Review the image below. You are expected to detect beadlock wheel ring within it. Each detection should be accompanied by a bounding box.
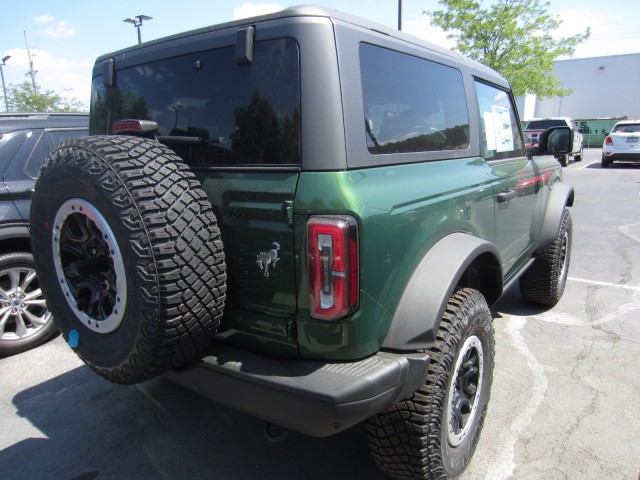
[445,334,484,447]
[558,229,570,289]
[52,198,127,334]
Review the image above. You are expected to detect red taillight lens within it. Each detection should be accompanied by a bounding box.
[308,216,358,320]
[605,136,613,146]
[111,119,159,135]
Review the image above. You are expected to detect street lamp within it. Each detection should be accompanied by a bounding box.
[123,15,153,45]
[1,55,10,112]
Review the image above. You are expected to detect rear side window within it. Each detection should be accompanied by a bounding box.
[91,38,300,166]
[360,44,469,155]
[24,129,88,179]
[475,81,524,161]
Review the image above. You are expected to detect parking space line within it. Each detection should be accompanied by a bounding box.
[568,276,640,292]
[578,161,598,170]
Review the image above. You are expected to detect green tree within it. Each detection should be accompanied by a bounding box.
[426,0,590,98]
[6,81,87,112]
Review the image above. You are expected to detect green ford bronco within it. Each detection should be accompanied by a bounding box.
[30,6,574,479]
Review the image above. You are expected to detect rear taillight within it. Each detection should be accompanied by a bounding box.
[604,136,613,146]
[111,119,159,136]
[308,216,358,320]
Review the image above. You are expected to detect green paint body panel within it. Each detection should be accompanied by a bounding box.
[194,153,561,360]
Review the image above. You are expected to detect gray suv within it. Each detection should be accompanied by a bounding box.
[0,112,88,355]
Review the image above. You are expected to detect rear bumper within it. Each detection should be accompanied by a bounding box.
[602,151,640,161]
[165,343,430,437]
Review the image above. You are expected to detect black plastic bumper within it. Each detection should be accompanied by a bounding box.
[165,343,430,437]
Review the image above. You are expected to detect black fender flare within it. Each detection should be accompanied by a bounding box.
[382,233,502,351]
[534,183,574,253]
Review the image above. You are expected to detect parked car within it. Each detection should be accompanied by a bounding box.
[0,112,88,355]
[29,7,575,480]
[601,120,640,168]
[524,117,583,166]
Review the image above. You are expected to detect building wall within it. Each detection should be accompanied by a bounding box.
[531,53,640,120]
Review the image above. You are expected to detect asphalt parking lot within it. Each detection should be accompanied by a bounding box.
[1,148,639,480]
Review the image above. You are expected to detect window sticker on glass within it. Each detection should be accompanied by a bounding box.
[483,112,497,151]
[491,105,514,152]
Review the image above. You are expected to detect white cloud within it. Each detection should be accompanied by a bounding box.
[553,8,640,58]
[3,47,90,106]
[403,14,456,51]
[233,2,283,20]
[42,20,75,38]
[34,14,55,24]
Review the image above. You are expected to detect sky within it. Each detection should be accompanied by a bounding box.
[1,0,639,110]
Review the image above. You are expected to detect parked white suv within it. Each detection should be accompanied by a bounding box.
[601,120,640,168]
[524,117,583,166]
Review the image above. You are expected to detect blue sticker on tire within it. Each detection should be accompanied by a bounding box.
[68,329,79,348]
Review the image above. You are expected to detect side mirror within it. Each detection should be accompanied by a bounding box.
[538,126,574,155]
[528,126,574,158]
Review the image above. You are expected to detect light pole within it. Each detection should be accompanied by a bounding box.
[123,15,153,45]
[0,55,10,112]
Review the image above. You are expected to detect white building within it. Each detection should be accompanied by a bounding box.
[521,53,640,121]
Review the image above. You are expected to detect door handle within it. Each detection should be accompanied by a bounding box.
[497,190,516,203]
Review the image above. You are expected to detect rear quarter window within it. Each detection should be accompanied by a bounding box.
[359,43,469,155]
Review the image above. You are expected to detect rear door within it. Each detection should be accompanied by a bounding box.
[92,37,302,356]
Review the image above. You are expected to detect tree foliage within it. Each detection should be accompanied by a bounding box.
[5,82,87,112]
[426,0,590,98]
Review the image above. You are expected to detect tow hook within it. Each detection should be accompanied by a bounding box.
[264,422,289,442]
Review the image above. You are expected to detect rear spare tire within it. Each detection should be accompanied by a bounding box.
[31,135,226,384]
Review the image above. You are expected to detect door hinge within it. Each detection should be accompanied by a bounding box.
[283,200,294,226]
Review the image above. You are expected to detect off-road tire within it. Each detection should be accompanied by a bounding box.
[0,252,57,356]
[519,208,572,307]
[367,288,494,480]
[574,146,583,162]
[556,154,568,167]
[31,135,226,384]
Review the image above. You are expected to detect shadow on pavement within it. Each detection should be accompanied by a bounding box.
[4,362,387,480]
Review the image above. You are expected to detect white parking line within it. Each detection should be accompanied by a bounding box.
[568,276,640,292]
[488,317,548,480]
[578,161,598,170]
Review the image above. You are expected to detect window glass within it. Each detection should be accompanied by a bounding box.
[0,130,31,166]
[90,39,300,166]
[612,123,640,133]
[525,119,565,130]
[24,129,87,178]
[359,43,469,155]
[475,81,524,160]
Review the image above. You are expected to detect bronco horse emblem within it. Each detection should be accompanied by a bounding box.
[256,242,280,277]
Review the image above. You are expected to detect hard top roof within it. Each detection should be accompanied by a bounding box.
[95,4,507,86]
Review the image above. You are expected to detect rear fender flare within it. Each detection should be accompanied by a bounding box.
[382,233,502,351]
